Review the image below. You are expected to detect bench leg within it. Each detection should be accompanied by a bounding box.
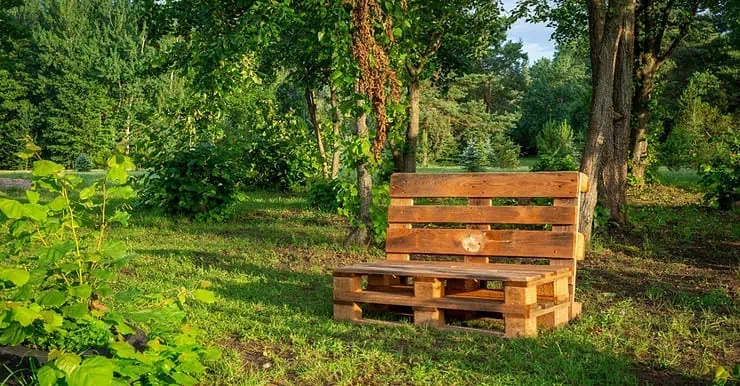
[414,277,444,327]
[550,259,578,320]
[538,277,570,328]
[504,285,537,337]
[333,276,362,322]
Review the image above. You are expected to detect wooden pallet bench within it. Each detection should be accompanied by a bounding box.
[333,172,589,337]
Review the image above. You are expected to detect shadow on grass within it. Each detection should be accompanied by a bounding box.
[133,247,706,385]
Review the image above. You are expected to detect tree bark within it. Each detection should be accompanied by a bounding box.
[305,87,329,178]
[401,77,421,172]
[421,127,429,167]
[329,83,342,179]
[630,60,656,182]
[600,4,635,224]
[347,94,373,246]
[579,0,630,240]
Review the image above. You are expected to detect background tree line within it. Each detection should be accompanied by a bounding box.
[1,0,737,243]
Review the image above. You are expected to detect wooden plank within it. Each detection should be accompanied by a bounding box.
[386,228,576,259]
[465,198,491,265]
[388,205,577,225]
[334,290,529,315]
[390,172,581,198]
[387,198,413,261]
[333,261,568,282]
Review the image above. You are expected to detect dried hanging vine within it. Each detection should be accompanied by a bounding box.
[346,0,402,160]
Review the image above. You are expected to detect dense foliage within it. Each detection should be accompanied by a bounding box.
[0,146,218,384]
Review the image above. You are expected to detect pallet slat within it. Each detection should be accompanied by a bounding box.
[388,205,577,225]
[390,172,584,198]
[386,228,576,259]
[333,261,569,282]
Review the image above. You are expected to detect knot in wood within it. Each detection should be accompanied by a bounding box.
[461,233,485,253]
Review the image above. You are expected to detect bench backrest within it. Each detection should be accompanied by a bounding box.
[386,172,589,262]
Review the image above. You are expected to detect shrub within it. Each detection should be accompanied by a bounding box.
[532,119,579,172]
[74,153,93,171]
[489,131,520,169]
[140,142,244,221]
[699,131,739,210]
[307,178,344,212]
[460,139,490,172]
[0,144,219,385]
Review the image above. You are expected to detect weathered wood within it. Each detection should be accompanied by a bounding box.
[334,261,569,282]
[552,195,581,317]
[538,277,570,328]
[390,172,581,198]
[388,205,577,225]
[387,198,414,261]
[504,286,537,337]
[333,276,363,321]
[386,228,577,259]
[465,198,492,265]
[414,277,444,327]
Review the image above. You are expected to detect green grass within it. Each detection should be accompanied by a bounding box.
[1,167,737,384]
[107,188,738,384]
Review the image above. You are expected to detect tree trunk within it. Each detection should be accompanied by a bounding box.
[421,127,429,167]
[347,95,373,246]
[600,6,635,224]
[580,0,630,240]
[305,87,329,178]
[401,77,420,173]
[330,83,342,179]
[630,63,655,182]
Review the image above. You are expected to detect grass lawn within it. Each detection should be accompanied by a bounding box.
[114,189,737,385]
[1,168,738,384]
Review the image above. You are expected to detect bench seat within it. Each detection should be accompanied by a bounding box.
[334,261,570,284]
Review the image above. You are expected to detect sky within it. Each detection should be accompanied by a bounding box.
[502,0,556,62]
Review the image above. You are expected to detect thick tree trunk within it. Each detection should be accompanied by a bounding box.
[630,64,655,182]
[401,78,421,172]
[330,83,342,179]
[580,0,630,240]
[305,87,329,178]
[600,7,635,224]
[347,97,373,246]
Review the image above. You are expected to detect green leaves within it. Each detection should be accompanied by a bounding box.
[192,289,216,304]
[12,304,42,326]
[0,268,30,286]
[33,160,64,177]
[26,190,40,204]
[0,198,25,218]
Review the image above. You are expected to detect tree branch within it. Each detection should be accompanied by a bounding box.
[657,0,701,65]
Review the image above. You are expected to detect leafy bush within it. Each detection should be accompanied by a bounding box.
[141,142,244,221]
[460,139,490,172]
[74,153,93,172]
[307,178,344,212]
[532,119,579,172]
[699,131,739,210]
[0,144,219,385]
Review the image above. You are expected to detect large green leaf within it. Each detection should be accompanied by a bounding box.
[79,184,98,201]
[23,203,48,221]
[48,195,67,212]
[26,190,40,204]
[69,284,92,299]
[0,198,25,219]
[54,353,82,376]
[67,356,114,386]
[36,365,60,386]
[11,305,41,326]
[0,323,27,345]
[106,167,127,184]
[61,303,89,319]
[0,268,30,286]
[33,160,64,177]
[192,289,216,304]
